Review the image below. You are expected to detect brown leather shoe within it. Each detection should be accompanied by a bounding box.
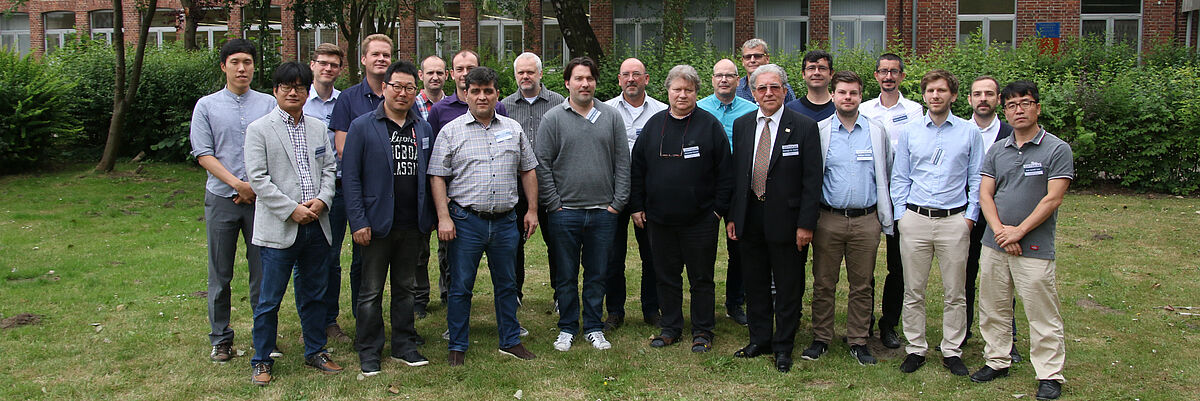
[251,363,272,386]
[211,341,233,362]
[304,352,343,374]
[326,324,352,343]
[499,344,537,360]
[448,350,465,366]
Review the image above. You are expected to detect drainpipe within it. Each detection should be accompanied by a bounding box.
[912,0,919,53]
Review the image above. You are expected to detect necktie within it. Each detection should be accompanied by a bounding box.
[752,117,772,199]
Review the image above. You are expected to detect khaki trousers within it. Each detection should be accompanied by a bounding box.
[811,210,880,346]
[979,246,1066,382]
[898,210,970,357]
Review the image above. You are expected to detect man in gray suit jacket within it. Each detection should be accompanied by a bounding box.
[243,62,341,386]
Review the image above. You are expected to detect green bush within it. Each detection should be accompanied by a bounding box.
[0,51,80,173]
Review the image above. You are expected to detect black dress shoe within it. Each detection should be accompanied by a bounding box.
[899,353,926,373]
[734,343,771,358]
[942,356,969,376]
[880,326,902,349]
[970,365,1010,383]
[1036,380,1061,400]
[726,305,748,326]
[773,352,793,373]
[604,313,624,331]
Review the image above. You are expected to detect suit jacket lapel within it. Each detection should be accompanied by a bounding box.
[768,113,795,174]
[271,113,300,172]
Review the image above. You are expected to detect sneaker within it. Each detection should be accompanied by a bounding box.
[391,350,430,367]
[603,313,624,331]
[442,329,450,340]
[304,352,343,374]
[552,300,559,315]
[269,345,283,359]
[360,369,381,377]
[326,324,352,343]
[850,344,877,365]
[726,305,748,326]
[499,343,538,360]
[942,356,969,376]
[585,331,612,350]
[899,353,926,373]
[970,365,1010,383]
[800,341,828,361]
[250,362,272,386]
[210,341,233,362]
[518,326,530,337]
[553,331,574,352]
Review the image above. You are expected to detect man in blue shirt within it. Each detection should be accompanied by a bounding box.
[785,50,835,122]
[734,38,796,105]
[891,69,985,376]
[695,58,756,326]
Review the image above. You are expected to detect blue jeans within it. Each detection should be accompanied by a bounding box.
[546,208,618,335]
[252,223,330,364]
[446,202,521,352]
[315,185,346,328]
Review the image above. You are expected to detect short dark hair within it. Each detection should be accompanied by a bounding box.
[920,69,959,95]
[272,61,313,88]
[220,39,257,65]
[971,75,1001,92]
[563,57,600,82]
[385,60,420,83]
[1000,80,1040,104]
[463,66,499,90]
[802,49,833,70]
[876,53,904,72]
[831,70,863,92]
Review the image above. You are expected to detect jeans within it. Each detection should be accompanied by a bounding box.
[446,202,522,352]
[355,228,422,369]
[545,208,618,335]
[252,223,330,364]
[315,185,347,328]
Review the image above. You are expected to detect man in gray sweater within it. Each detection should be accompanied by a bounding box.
[536,56,630,352]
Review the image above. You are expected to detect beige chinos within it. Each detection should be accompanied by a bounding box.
[979,246,1066,381]
[898,210,970,358]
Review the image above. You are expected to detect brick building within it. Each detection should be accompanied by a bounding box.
[2,0,1197,64]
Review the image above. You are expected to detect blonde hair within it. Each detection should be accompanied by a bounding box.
[360,34,393,53]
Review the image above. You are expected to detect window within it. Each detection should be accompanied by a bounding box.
[241,5,282,51]
[957,0,1015,48]
[479,14,522,61]
[417,1,461,59]
[542,0,568,67]
[613,0,662,56]
[90,10,114,43]
[195,8,231,50]
[830,0,885,55]
[297,24,338,62]
[149,9,180,47]
[756,0,808,55]
[1,12,31,56]
[43,11,75,54]
[1081,0,1141,51]
[686,1,735,53]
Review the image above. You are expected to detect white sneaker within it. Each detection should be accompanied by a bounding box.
[553,331,574,351]
[585,331,612,350]
[519,326,530,337]
[442,329,450,340]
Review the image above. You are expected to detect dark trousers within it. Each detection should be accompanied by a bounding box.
[878,232,905,331]
[542,207,561,303]
[204,191,262,346]
[648,215,718,338]
[319,185,347,328]
[739,199,806,355]
[252,223,329,363]
[724,218,745,310]
[605,210,659,319]
[355,228,422,370]
[513,192,531,301]
[967,221,1020,340]
[413,231,432,308]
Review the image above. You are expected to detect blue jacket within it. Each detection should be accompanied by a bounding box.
[342,103,436,237]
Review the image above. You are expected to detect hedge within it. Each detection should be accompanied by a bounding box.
[0,51,79,173]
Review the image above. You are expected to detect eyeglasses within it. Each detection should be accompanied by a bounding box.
[755,84,783,93]
[619,71,644,79]
[383,81,419,94]
[741,53,767,61]
[313,60,341,69]
[276,84,308,94]
[803,65,830,72]
[875,69,902,76]
[712,73,738,80]
[1003,100,1038,111]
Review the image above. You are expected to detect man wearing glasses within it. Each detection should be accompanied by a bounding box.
[696,58,757,326]
[734,39,796,105]
[785,50,835,122]
[342,61,436,375]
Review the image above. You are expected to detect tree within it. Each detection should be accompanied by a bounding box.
[545,0,604,63]
[180,0,199,50]
[95,0,160,172]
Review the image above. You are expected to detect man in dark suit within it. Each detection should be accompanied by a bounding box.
[726,63,822,373]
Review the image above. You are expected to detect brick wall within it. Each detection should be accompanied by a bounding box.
[1015,0,1080,49]
[397,10,417,61]
[460,0,478,51]
[809,0,829,46]
[887,0,912,51]
[590,0,612,51]
[915,0,956,54]
[734,0,754,51]
[1143,0,1179,49]
[526,0,542,54]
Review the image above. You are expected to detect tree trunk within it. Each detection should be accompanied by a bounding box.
[96,0,160,172]
[181,0,199,51]
[548,0,604,63]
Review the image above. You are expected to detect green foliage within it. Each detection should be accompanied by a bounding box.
[0,51,80,173]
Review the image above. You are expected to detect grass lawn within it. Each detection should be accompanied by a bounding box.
[1,162,1198,400]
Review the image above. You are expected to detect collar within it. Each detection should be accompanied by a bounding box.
[222,87,252,101]
[562,100,601,123]
[372,102,418,127]
[756,107,781,122]
[870,91,909,109]
[1004,128,1047,148]
[923,112,957,128]
[448,92,466,105]
[525,83,553,101]
[831,113,867,132]
[669,109,694,120]
[307,84,340,103]
[355,79,383,98]
[466,111,498,129]
[277,107,303,127]
[975,115,999,132]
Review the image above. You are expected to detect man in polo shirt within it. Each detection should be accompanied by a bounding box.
[970,80,1072,401]
[891,69,985,376]
[734,38,796,105]
[785,50,835,122]
[859,52,924,350]
[303,42,352,344]
[502,52,566,307]
[537,56,629,352]
[696,58,757,326]
[190,39,276,362]
[415,55,447,120]
[430,66,540,366]
[602,57,665,331]
[328,33,394,321]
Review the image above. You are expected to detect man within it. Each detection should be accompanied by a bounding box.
[429,66,540,366]
[726,64,821,373]
[785,50,835,122]
[970,80,1072,401]
[501,52,566,307]
[303,42,352,344]
[342,61,436,375]
[696,59,757,326]
[190,39,275,362]
[859,53,925,350]
[805,71,893,366]
[602,57,665,330]
[328,33,394,321]
[537,56,629,352]
[630,65,733,353]
[243,61,341,385]
[415,55,447,120]
[735,38,796,105]
[891,69,984,376]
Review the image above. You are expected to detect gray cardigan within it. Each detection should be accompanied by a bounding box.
[817,116,895,235]
[534,101,630,212]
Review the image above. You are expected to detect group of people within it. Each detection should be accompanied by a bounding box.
[190,34,1073,400]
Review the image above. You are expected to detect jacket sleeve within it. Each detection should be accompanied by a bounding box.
[628,120,649,214]
[796,118,823,231]
[609,111,631,212]
[342,117,371,233]
[534,112,562,211]
[712,119,734,217]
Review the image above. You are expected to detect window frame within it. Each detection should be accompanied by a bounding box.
[0,12,32,57]
[42,11,76,54]
[478,15,524,61]
[754,0,809,55]
[1080,13,1143,52]
[416,20,462,59]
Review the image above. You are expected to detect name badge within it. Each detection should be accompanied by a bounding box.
[683,146,700,159]
[782,143,800,157]
[931,148,944,165]
[421,137,430,149]
[635,128,643,139]
[1023,161,1044,176]
[855,149,873,161]
[315,146,326,156]
[495,130,513,142]
[892,114,908,123]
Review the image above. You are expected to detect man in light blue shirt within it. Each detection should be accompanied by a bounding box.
[891,69,984,377]
[695,58,756,326]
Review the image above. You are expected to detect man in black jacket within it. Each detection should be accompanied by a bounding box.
[725,64,822,373]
